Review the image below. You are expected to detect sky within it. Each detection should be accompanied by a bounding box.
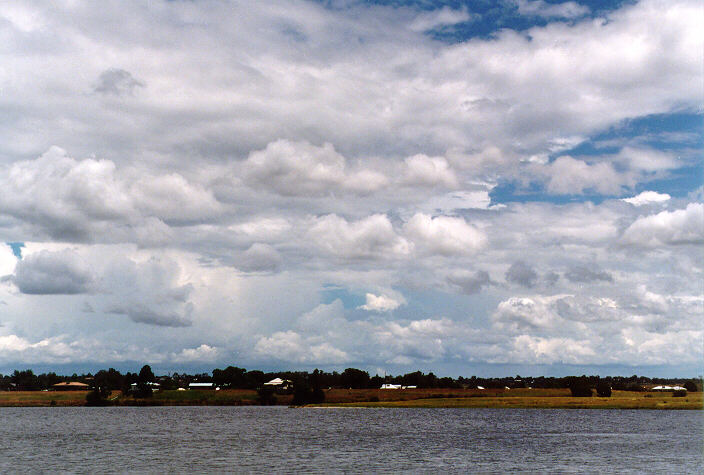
[0,0,701,377]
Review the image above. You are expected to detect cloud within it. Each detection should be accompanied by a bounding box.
[516,0,590,19]
[622,191,671,206]
[254,330,349,364]
[172,344,219,363]
[359,293,402,312]
[13,249,93,294]
[446,270,491,294]
[309,214,411,259]
[409,6,472,32]
[241,140,388,196]
[93,68,144,96]
[402,154,458,188]
[404,213,485,256]
[505,261,538,288]
[622,203,704,247]
[236,243,282,273]
[564,265,613,283]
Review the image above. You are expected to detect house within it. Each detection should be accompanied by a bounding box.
[130,382,161,390]
[189,382,215,390]
[52,382,90,391]
[263,378,293,393]
[651,385,687,392]
[380,384,402,389]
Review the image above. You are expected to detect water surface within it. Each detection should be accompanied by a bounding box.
[1,407,701,473]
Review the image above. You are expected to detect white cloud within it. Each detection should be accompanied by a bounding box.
[402,154,458,188]
[13,249,93,295]
[622,203,704,247]
[622,191,671,206]
[359,293,403,312]
[172,344,219,363]
[241,140,388,196]
[516,0,590,19]
[404,213,486,256]
[309,214,412,259]
[409,6,472,32]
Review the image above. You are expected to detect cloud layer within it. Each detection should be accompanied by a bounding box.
[0,0,701,375]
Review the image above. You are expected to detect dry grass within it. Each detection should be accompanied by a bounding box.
[316,390,704,410]
[2,388,701,409]
[0,390,118,407]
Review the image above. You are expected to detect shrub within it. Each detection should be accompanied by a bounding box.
[595,381,612,397]
[567,377,593,397]
[683,381,697,392]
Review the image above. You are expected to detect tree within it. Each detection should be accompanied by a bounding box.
[684,380,697,392]
[595,380,612,397]
[567,376,593,397]
[340,368,370,389]
[135,365,155,398]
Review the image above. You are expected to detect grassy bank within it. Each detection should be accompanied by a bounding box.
[1,388,701,409]
[314,390,704,410]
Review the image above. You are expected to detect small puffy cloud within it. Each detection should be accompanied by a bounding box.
[564,265,613,283]
[242,140,387,196]
[544,156,628,195]
[505,261,538,288]
[172,344,219,362]
[622,203,704,247]
[404,213,486,256]
[402,155,458,188]
[409,6,472,32]
[309,214,411,259]
[93,68,144,96]
[446,270,491,294]
[493,296,562,331]
[359,293,403,312]
[254,330,349,364]
[507,335,596,365]
[516,0,590,19]
[236,243,282,273]
[101,255,195,327]
[13,249,93,294]
[622,191,671,206]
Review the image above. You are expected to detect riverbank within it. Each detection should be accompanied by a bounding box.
[1,388,701,409]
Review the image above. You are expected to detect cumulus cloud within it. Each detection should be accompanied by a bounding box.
[309,214,411,259]
[409,6,472,32]
[446,270,491,294]
[564,265,613,283]
[236,243,282,273]
[172,344,219,362]
[402,155,458,188]
[404,213,485,256]
[93,68,144,96]
[622,191,671,206]
[359,293,403,312]
[505,261,538,288]
[13,249,93,294]
[622,203,704,247]
[516,0,590,19]
[241,140,388,196]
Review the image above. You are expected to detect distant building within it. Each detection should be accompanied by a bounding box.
[651,385,687,392]
[189,382,215,390]
[53,382,90,391]
[380,384,402,389]
[263,378,292,393]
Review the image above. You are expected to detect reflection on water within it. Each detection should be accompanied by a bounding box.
[0,406,701,473]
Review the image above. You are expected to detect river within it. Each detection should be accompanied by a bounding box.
[1,406,701,473]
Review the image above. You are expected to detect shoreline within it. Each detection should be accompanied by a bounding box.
[0,388,701,410]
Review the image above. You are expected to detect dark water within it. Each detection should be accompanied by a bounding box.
[0,407,702,473]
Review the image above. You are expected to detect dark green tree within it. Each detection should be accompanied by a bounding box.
[135,364,155,398]
[595,380,612,397]
[567,376,593,397]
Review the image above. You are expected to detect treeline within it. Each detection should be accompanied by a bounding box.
[1,367,701,392]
